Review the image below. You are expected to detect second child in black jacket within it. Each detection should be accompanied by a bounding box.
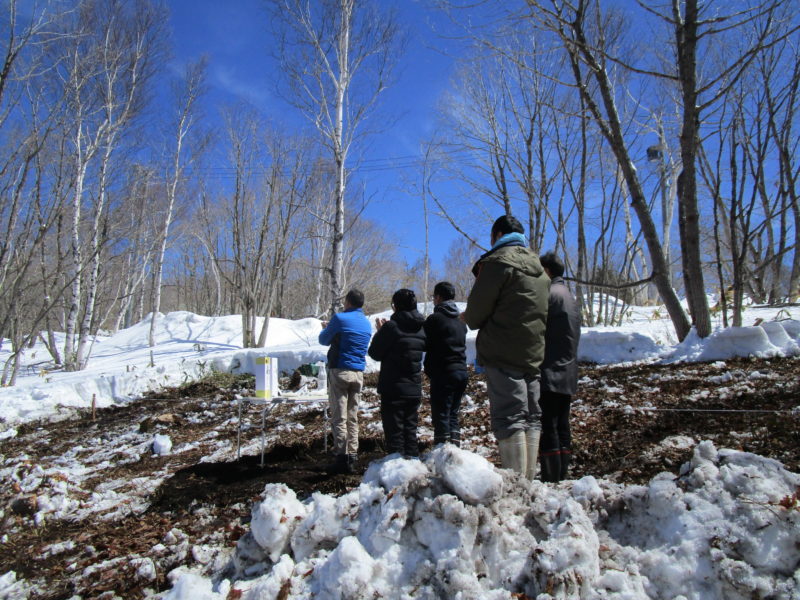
[368,289,426,457]
[423,281,468,446]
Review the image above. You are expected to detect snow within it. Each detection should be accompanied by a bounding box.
[160,443,800,600]
[1,302,800,599]
[152,433,173,456]
[667,322,800,363]
[3,305,799,431]
[578,329,663,363]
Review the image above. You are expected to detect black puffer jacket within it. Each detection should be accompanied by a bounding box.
[368,309,426,397]
[423,300,467,377]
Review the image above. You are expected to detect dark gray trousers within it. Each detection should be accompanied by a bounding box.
[484,365,541,440]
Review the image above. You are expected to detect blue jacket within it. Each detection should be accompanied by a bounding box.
[319,308,372,371]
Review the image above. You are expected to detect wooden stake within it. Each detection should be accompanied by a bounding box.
[91,394,96,421]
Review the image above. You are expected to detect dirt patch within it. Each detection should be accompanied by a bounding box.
[150,437,387,513]
[1,357,799,599]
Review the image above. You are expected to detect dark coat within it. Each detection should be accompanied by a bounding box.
[463,244,549,377]
[423,300,467,377]
[368,309,426,397]
[541,276,581,395]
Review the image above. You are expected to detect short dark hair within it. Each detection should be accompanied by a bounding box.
[491,215,524,238]
[433,281,456,301]
[540,251,565,277]
[391,288,417,312]
[345,289,364,308]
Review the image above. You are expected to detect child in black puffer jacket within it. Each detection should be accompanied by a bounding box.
[368,289,426,457]
[423,281,468,446]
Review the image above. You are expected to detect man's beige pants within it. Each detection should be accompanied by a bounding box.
[328,368,363,455]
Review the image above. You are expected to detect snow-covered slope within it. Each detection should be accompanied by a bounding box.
[1,304,798,430]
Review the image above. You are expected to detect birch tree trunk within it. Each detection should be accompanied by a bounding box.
[271,0,402,317]
[149,60,205,348]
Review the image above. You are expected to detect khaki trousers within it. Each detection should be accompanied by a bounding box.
[328,368,363,455]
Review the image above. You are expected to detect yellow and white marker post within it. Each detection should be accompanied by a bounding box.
[254,356,279,399]
[237,356,279,466]
[236,355,331,467]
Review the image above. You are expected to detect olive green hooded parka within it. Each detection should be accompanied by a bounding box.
[463,244,550,377]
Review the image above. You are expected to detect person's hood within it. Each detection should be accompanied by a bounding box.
[480,245,545,278]
[434,300,460,318]
[391,309,425,332]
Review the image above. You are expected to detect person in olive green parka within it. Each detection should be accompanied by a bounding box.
[462,215,550,478]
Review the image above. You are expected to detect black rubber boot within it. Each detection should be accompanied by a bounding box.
[346,454,357,473]
[559,449,572,481]
[539,450,562,483]
[325,454,350,475]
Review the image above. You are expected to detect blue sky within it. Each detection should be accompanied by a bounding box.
[166,0,469,269]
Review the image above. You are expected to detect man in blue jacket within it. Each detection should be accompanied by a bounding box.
[319,289,372,474]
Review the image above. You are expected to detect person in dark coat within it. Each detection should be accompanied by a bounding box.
[538,252,581,482]
[423,281,468,446]
[368,289,426,458]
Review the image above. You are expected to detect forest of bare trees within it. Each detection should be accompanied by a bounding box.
[431,0,799,334]
[0,0,798,383]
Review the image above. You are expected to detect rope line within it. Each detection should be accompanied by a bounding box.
[574,406,799,414]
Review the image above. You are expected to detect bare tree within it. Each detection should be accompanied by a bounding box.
[269,0,403,316]
[340,217,404,313]
[0,1,71,381]
[197,108,315,347]
[47,0,165,369]
[761,39,800,302]
[110,166,159,331]
[523,0,692,339]
[656,0,798,336]
[441,236,479,301]
[75,0,166,367]
[148,58,207,348]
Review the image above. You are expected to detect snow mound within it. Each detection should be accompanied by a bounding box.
[579,330,664,364]
[668,326,787,362]
[601,441,800,599]
[427,444,504,505]
[760,320,800,355]
[164,443,800,599]
[250,484,309,562]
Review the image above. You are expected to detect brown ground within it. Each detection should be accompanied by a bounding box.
[1,356,799,599]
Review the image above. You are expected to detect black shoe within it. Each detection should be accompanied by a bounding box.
[325,454,350,475]
[540,450,561,483]
[559,449,571,480]
[346,454,357,473]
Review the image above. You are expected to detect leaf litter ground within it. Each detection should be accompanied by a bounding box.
[1,357,799,599]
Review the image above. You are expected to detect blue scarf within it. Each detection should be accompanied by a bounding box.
[491,232,527,250]
[472,231,529,277]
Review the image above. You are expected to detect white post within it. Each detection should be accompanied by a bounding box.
[254,356,279,399]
